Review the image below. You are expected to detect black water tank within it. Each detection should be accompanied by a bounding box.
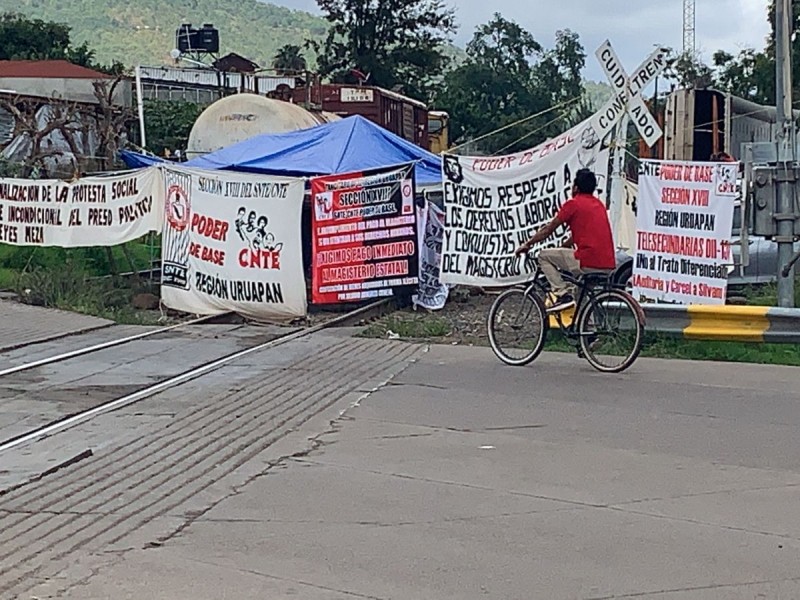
[176,23,197,52]
[197,24,219,53]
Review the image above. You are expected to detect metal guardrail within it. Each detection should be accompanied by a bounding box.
[642,304,800,343]
[548,302,800,343]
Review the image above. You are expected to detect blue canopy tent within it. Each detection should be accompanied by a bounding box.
[119,115,443,185]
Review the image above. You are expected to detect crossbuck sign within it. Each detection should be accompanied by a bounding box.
[591,41,669,148]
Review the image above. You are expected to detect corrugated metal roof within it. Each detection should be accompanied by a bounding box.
[0,108,13,144]
[0,60,112,79]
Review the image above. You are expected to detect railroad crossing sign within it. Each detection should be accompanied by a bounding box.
[591,41,670,148]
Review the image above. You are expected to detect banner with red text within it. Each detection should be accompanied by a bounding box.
[160,166,307,321]
[440,116,613,286]
[0,168,162,247]
[310,164,419,304]
[633,159,738,304]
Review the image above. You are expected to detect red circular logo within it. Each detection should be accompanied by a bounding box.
[166,184,190,231]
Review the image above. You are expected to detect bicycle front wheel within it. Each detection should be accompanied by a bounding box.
[577,290,644,373]
[487,287,548,366]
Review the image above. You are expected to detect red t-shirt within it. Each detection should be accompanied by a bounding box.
[556,193,616,270]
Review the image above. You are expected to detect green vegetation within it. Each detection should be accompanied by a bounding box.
[0,12,124,72]
[143,98,206,154]
[0,242,163,324]
[669,2,799,105]
[0,242,155,287]
[360,313,452,340]
[0,0,328,70]
[313,0,456,101]
[543,331,800,367]
[739,281,800,307]
[16,260,164,325]
[583,81,613,110]
[434,15,590,153]
[360,308,800,367]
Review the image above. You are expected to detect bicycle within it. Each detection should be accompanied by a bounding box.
[486,254,646,373]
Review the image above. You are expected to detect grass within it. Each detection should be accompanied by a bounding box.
[0,241,158,291]
[13,257,164,326]
[360,309,800,367]
[360,314,452,340]
[0,238,163,324]
[543,331,800,367]
[736,281,800,307]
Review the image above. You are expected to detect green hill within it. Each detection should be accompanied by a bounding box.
[0,0,329,69]
[0,0,467,74]
[584,80,613,109]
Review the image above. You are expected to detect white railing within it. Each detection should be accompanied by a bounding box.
[138,66,296,94]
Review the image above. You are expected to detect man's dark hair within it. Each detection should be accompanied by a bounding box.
[574,168,597,194]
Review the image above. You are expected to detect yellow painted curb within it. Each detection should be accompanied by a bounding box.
[684,305,770,342]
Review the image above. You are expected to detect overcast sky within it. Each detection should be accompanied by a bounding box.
[272,0,772,87]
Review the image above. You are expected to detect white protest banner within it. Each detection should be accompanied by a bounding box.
[160,166,307,321]
[0,168,162,247]
[633,159,738,304]
[440,116,612,286]
[413,202,449,310]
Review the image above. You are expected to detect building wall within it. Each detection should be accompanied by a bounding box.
[0,77,132,107]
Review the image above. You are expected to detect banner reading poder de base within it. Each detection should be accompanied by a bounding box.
[310,164,419,304]
[440,116,612,286]
[160,166,307,321]
[633,159,738,304]
[0,168,162,247]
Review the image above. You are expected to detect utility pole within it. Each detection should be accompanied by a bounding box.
[775,0,796,307]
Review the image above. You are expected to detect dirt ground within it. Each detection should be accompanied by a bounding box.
[361,288,498,346]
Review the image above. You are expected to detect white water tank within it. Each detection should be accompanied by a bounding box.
[186,93,340,158]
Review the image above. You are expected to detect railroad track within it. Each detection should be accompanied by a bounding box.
[0,297,415,600]
[0,299,393,456]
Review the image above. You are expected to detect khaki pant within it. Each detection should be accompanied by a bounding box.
[539,248,612,297]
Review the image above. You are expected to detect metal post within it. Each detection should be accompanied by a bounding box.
[134,65,147,149]
[609,115,629,249]
[775,0,796,307]
[652,75,659,159]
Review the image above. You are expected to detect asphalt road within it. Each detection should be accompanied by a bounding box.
[2,329,800,599]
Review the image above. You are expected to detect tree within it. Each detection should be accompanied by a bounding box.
[662,50,714,89]
[273,44,307,75]
[142,99,205,155]
[712,49,773,104]
[0,95,82,177]
[310,0,456,101]
[433,14,587,154]
[0,12,125,74]
[0,13,72,61]
[93,78,136,170]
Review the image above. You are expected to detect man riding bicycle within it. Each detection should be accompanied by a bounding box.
[515,168,616,312]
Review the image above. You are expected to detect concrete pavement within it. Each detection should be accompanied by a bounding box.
[0,299,112,350]
[3,333,800,598]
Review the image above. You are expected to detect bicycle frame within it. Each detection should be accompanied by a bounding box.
[519,260,616,348]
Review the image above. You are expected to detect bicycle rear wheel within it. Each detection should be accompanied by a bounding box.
[577,289,644,373]
[487,287,548,366]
